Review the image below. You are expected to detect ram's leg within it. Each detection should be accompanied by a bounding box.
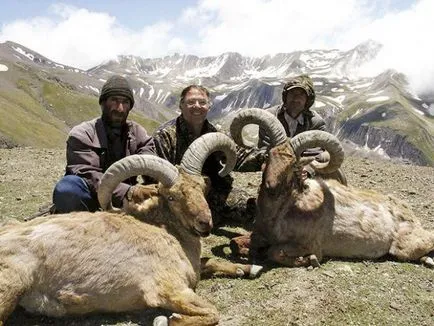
[200,257,262,278]
[390,226,434,268]
[0,265,30,323]
[249,231,271,261]
[229,233,252,257]
[268,243,322,267]
[153,288,219,326]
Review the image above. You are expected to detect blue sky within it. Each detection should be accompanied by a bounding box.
[0,0,432,93]
[0,0,415,30]
[0,0,199,30]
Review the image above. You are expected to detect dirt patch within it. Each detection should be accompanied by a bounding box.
[1,148,433,325]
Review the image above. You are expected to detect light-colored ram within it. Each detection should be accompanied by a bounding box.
[0,133,261,326]
[230,108,434,268]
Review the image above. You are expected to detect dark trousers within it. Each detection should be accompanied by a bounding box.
[52,175,99,213]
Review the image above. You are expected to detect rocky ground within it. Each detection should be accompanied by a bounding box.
[0,147,433,326]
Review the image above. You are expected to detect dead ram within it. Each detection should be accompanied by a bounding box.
[0,133,261,326]
[230,108,434,269]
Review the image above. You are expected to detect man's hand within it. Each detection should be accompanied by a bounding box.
[125,184,158,204]
[301,168,308,181]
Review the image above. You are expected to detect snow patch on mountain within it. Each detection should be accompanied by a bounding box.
[331,88,345,93]
[0,64,8,71]
[148,86,155,99]
[12,46,35,61]
[314,101,326,108]
[368,90,385,96]
[184,56,227,78]
[214,93,228,101]
[149,67,172,77]
[85,85,99,94]
[413,107,425,115]
[367,96,389,102]
[349,81,373,90]
[155,89,164,103]
[325,95,346,103]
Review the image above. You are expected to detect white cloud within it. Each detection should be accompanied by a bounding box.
[0,0,432,95]
[183,0,367,55]
[344,0,434,94]
[0,4,184,69]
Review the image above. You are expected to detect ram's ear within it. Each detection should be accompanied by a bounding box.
[299,156,316,167]
[127,184,159,204]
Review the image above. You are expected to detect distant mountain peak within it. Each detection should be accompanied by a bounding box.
[1,40,433,166]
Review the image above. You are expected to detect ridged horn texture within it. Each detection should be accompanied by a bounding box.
[230,108,287,148]
[98,154,179,211]
[180,133,237,177]
[290,130,345,174]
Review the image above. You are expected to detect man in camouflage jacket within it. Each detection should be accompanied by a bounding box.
[259,74,325,146]
[235,74,326,171]
[153,85,237,225]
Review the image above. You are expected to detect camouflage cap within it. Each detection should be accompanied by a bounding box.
[282,74,315,110]
[99,75,135,108]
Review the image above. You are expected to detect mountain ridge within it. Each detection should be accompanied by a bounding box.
[0,40,433,166]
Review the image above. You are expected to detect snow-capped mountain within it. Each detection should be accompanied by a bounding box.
[0,40,433,166]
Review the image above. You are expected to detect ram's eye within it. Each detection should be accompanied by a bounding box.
[168,196,174,201]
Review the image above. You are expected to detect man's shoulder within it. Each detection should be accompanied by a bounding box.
[305,108,326,130]
[69,118,99,138]
[154,118,177,135]
[127,120,148,134]
[265,105,281,115]
[204,119,218,133]
[307,109,325,120]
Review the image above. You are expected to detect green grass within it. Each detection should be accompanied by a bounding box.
[0,89,67,148]
[129,112,160,133]
[0,77,163,148]
[338,91,434,165]
[42,82,101,127]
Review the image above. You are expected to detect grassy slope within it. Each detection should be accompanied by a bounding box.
[337,87,434,165]
[0,62,160,148]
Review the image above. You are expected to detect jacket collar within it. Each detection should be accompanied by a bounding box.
[177,115,216,141]
[94,117,134,149]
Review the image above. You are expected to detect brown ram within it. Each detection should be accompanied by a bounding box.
[0,133,261,326]
[230,108,434,269]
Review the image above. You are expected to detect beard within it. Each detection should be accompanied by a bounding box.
[101,105,128,128]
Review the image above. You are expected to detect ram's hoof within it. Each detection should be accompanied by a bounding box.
[249,264,263,278]
[236,268,245,277]
[421,256,434,269]
[309,254,321,268]
[153,316,168,326]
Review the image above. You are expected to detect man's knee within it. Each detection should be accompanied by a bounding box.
[53,175,97,213]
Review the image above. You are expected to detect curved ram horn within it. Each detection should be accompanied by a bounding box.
[180,133,237,177]
[290,130,345,174]
[98,154,179,211]
[230,108,287,148]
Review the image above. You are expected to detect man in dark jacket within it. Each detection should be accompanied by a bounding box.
[52,75,155,213]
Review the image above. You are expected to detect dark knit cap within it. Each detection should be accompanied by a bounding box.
[99,75,135,108]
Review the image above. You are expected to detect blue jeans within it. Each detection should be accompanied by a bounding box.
[52,175,99,213]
